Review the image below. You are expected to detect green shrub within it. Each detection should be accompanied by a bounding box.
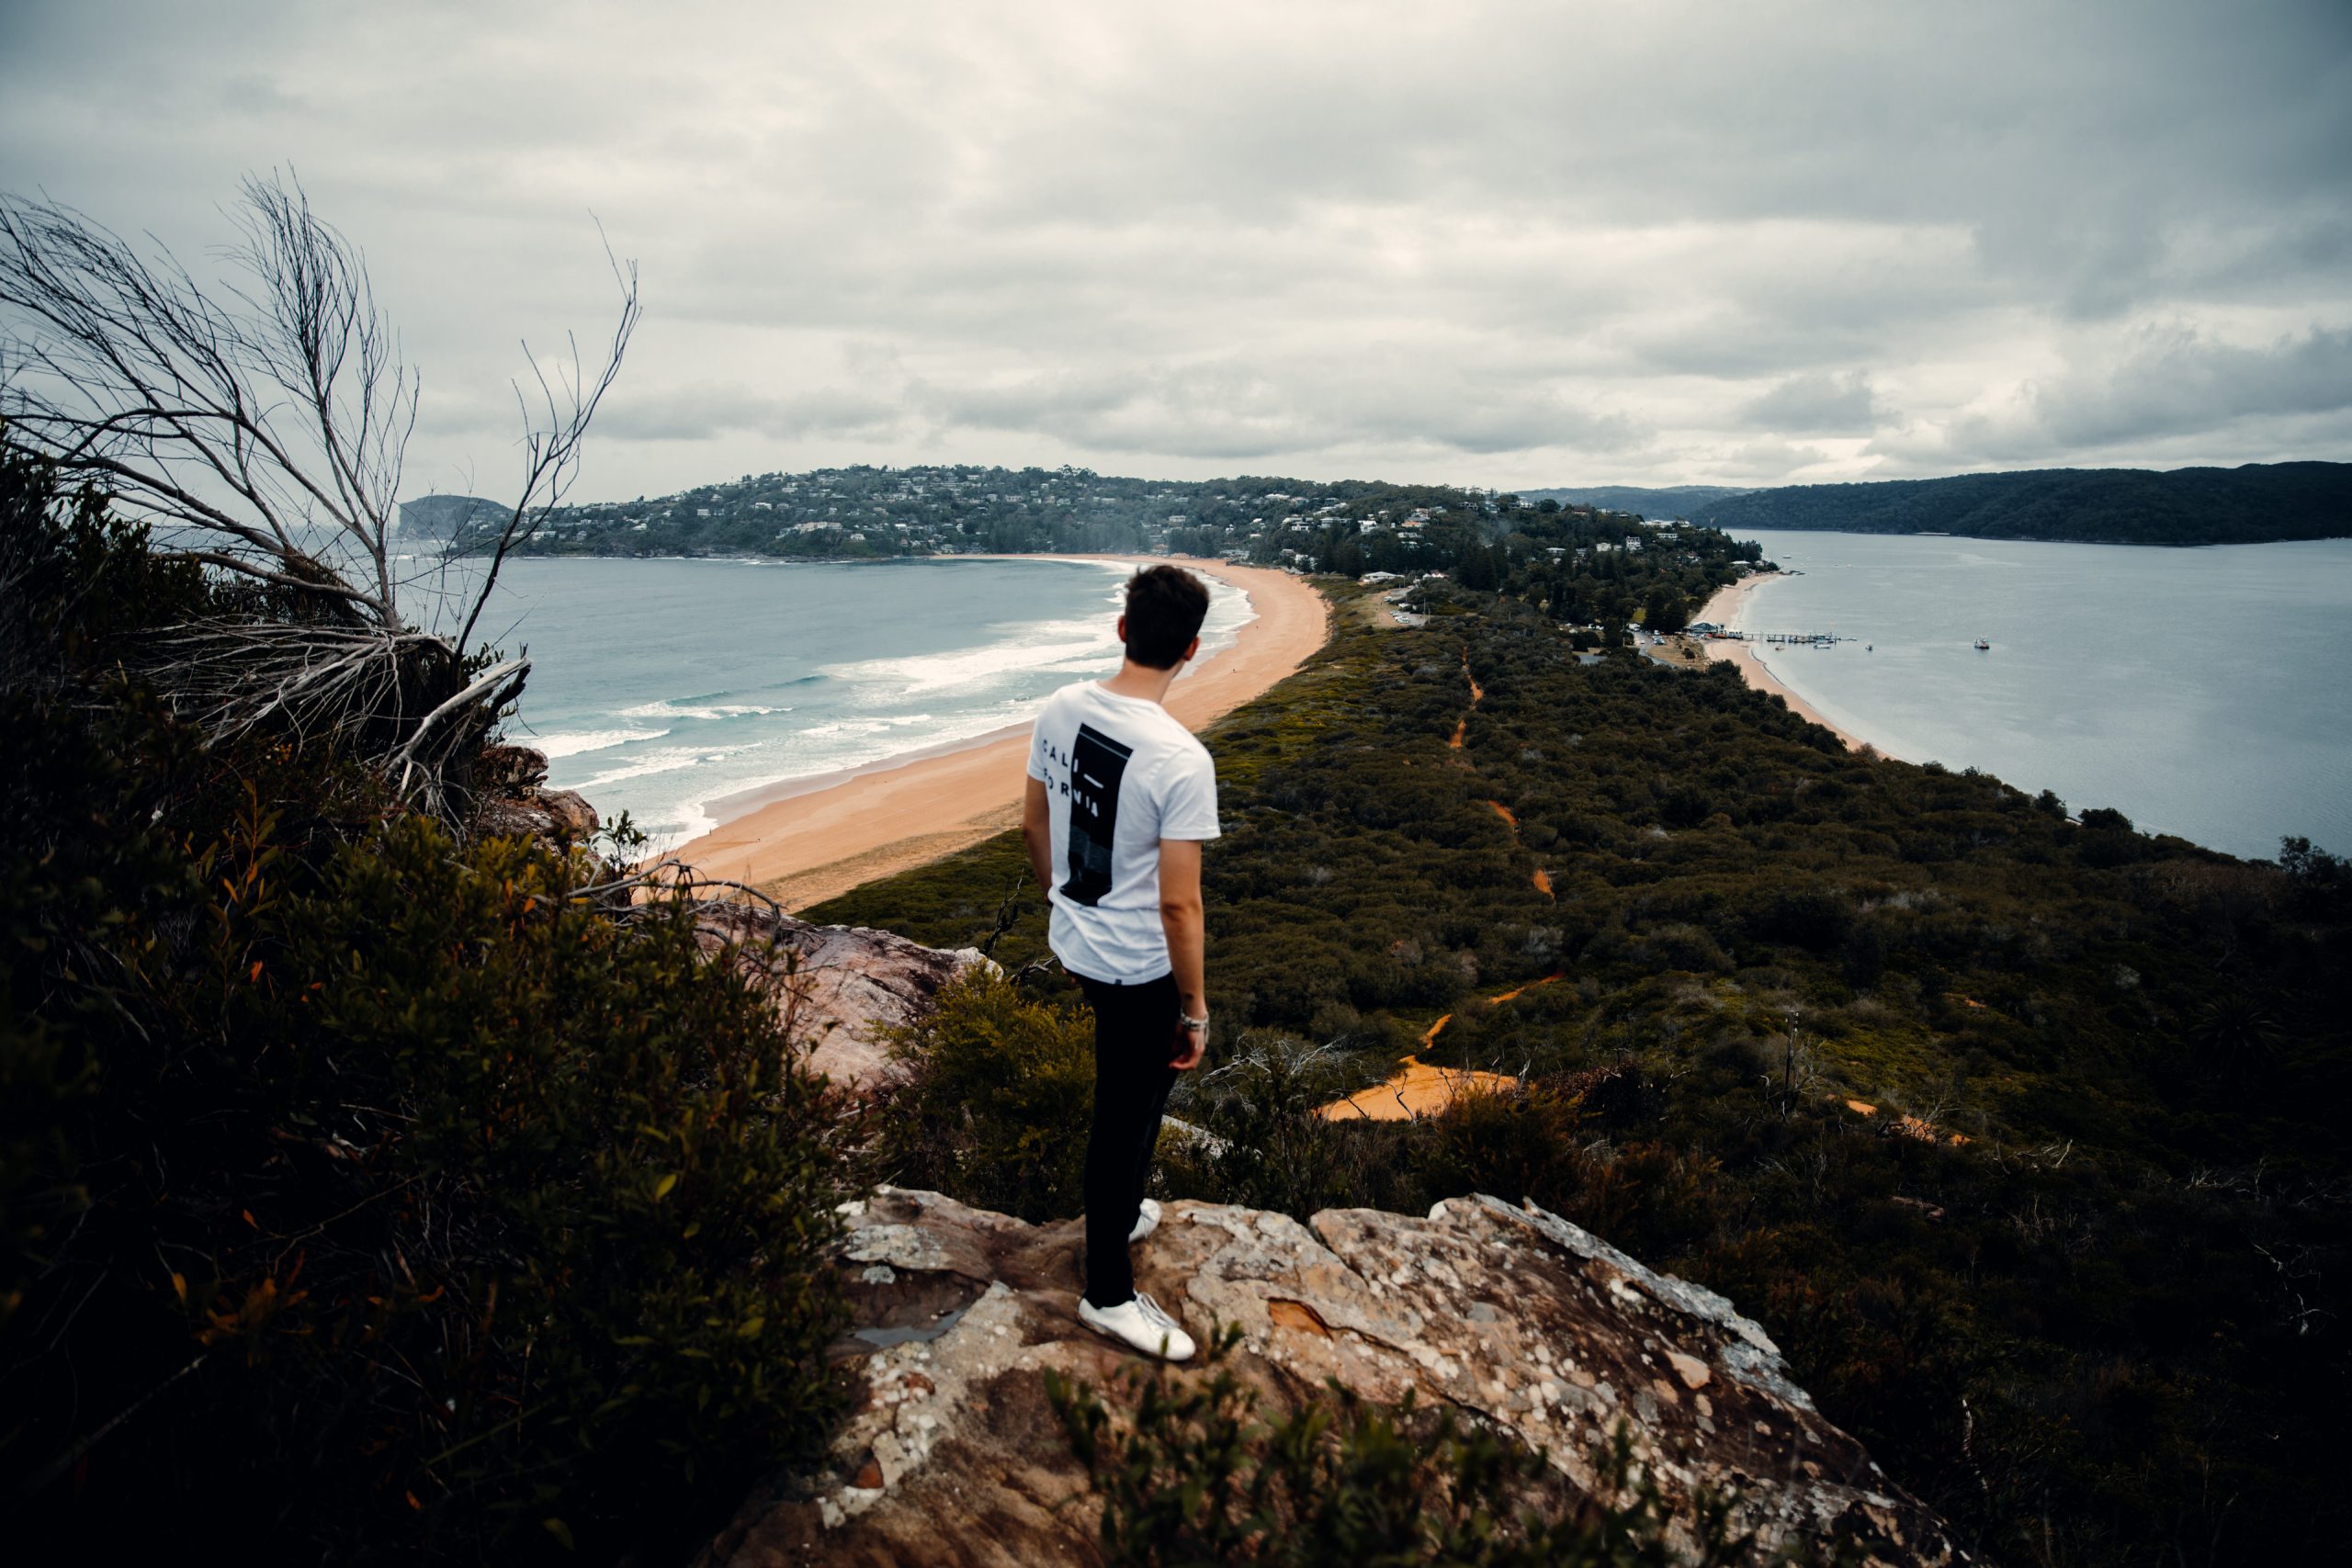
[2,436,849,1562]
[262,819,850,1557]
[1159,1037,1396,1217]
[875,969,1097,1222]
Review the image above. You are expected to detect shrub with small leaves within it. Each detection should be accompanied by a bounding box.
[875,968,1097,1222]
[2,434,849,1563]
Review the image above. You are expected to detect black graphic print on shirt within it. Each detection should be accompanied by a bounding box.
[1060,722,1135,908]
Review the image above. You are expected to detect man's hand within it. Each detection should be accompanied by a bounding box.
[1170,1012,1207,1071]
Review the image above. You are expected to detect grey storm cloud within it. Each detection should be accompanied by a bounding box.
[1743,373,1882,435]
[1880,325,2352,468]
[3,0,2348,493]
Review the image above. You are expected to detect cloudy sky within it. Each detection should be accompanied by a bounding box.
[4,0,2348,499]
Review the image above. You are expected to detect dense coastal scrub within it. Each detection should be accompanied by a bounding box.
[1,442,850,1562]
[813,582,2352,1565]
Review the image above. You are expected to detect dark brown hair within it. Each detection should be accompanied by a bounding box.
[1122,563,1211,669]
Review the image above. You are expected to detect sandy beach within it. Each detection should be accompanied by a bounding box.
[671,557,1330,908]
[1693,576,1874,753]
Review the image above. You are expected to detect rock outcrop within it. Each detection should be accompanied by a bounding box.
[469,743,601,847]
[705,1187,1967,1567]
[695,906,994,1090]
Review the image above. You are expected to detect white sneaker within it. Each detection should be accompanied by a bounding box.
[1078,1291,1196,1361]
[1127,1198,1162,1244]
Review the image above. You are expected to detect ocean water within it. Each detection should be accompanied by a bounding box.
[1721,532,2352,861]
[451,557,1252,850]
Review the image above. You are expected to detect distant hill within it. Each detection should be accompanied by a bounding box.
[396,493,506,541]
[1687,462,2352,546]
[1521,484,1751,518]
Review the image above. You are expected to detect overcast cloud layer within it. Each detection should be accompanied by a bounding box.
[4,0,2348,497]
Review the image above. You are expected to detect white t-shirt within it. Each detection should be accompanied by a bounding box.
[1026,681,1221,983]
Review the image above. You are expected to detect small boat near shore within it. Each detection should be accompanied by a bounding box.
[1974,638,1991,650]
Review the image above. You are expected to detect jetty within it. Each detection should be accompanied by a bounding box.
[1714,629,1850,647]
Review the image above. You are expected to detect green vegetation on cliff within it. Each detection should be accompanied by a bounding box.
[1,439,850,1562]
[815,579,2352,1566]
[1686,461,2351,545]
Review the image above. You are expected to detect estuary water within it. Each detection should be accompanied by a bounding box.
[456,557,1250,851]
[1722,531,2352,861]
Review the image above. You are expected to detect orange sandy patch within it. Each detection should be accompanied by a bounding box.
[1486,974,1562,1006]
[1448,717,1465,750]
[1485,799,1518,828]
[1315,974,1559,1121]
[1315,1055,1521,1122]
[1835,1096,1971,1145]
[1531,867,1554,899]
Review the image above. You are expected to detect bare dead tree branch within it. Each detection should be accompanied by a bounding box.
[0,174,637,811]
[452,229,639,657]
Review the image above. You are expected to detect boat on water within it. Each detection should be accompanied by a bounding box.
[1974,638,1991,650]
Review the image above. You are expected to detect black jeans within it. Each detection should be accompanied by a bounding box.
[1074,969,1182,1307]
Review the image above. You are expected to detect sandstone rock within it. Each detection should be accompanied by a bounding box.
[703,1187,1968,1567]
[469,782,596,849]
[471,793,556,842]
[695,908,994,1091]
[537,787,599,841]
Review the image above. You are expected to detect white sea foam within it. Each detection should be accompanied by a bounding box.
[620,698,791,722]
[532,727,669,759]
[574,744,753,791]
[821,615,1121,696]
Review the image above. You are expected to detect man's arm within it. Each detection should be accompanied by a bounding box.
[1159,837,1207,1070]
[1022,776,1055,893]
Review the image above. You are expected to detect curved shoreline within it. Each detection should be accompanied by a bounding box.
[670,556,1330,909]
[1695,577,1883,755]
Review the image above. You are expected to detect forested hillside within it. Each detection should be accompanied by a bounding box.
[1521,484,1752,516]
[814,580,2352,1567]
[506,464,1719,576]
[1687,461,2351,544]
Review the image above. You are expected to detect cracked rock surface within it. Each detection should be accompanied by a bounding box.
[701,1187,1967,1567]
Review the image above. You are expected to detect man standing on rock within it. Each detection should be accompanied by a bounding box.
[1023,564,1217,1362]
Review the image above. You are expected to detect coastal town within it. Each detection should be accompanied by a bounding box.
[422,463,1714,572]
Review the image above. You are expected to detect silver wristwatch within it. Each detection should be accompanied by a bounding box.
[1178,1013,1209,1035]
